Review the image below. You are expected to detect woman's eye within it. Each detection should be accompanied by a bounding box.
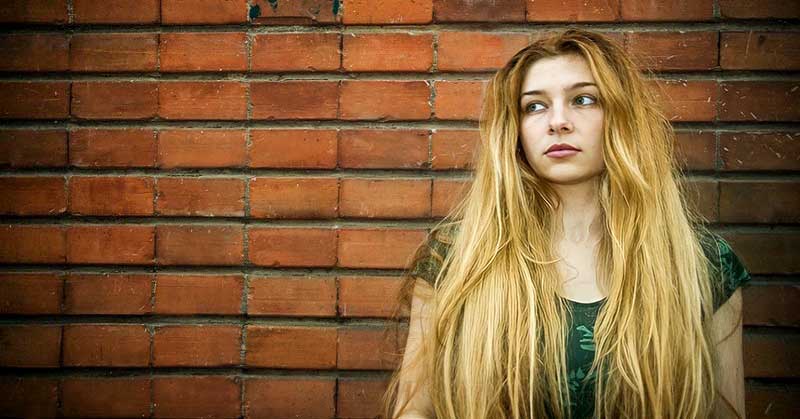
[525,102,545,113]
[574,95,597,106]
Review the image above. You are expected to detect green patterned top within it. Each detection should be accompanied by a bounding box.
[408,226,752,418]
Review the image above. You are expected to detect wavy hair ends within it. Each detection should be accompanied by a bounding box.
[380,28,726,419]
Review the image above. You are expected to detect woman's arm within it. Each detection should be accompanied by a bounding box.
[711,288,746,418]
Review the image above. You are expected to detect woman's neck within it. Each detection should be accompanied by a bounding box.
[552,178,602,244]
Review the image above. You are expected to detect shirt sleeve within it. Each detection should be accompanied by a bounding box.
[703,234,753,312]
[408,228,454,287]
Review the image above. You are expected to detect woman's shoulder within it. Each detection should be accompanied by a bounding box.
[696,229,752,311]
[408,221,461,287]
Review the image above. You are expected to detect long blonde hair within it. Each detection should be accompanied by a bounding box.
[381,29,726,418]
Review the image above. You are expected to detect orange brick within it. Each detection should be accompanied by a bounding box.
[246,325,337,368]
[64,273,152,315]
[156,225,244,266]
[720,132,800,172]
[434,0,526,22]
[651,80,717,122]
[338,228,428,269]
[160,32,247,72]
[337,327,403,370]
[744,284,800,327]
[61,378,150,418]
[337,378,390,418]
[340,178,431,218]
[433,178,470,217]
[154,274,243,315]
[621,0,713,21]
[338,276,405,318]
[526,0,619,21]
[251,32,340,71]
[434,80,488,120]
[249,0,339,24]
[249,129,337,169]
[66,225,155,265]
[63,324,150,367]
[0,0,68,23]
[158,81,247,120]
[0,33,69,72]
[682,179,718,222]
[0,378,58,418]
[0,81,70,119]
[438,32,529,71]
[154,325,241,367]
[0,225,66,264]
[73,0,159,24]
[720,181,800,224]
[248,276,337,317]
[719,0,800,19]
[721,233,799,275]
[343,0,432,24]
[69,128,156,168]
[251,81,339,120]
[0,129,67,168]
[70,33,158,72]
[68,176,154,216]
[744,333,799,378]
[162,0,248,24]
[674,131,715,171]
[157,129,246,168]
[720,81,800,122]
[245,378,335,418]
[722,32,800,70]
[0,273,63,315]
[340,80,431,120]
[248,227,337,267]
[71,82,158,120]
[338,129,429,169]
[153,376,241,418]
[156,177,244,217]
[343,33,433,72]
[432,129,479,170]
[0,326,61,367]
[0,176,66,215]
[625,31,718,71]
[249,177,338,219]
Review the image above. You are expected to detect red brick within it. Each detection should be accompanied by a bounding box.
[0,176,66,215]
[159,81,247,120]
[722,233,799,275]
[343,33,433,72]
[67,225,155,265]
[745,384,800,418]
[71,82,158,120]
[343,0,432,24]
[251,81,339,120]
[153,376,241,418]
[0,273,63,315]
[154,274,243,315]
[73,0,160,23]
[154,325,241,367]
[62,378,150,418]
[248,227,337,267]
[340,80,431,120]
[720,82,800,122]
[70,128,157,168]
[250,0,339,24]
[0,129,67,168]
[651,80,717,122]
[0,34,68,72]
[338,378,390,418]
[720,0,800,19]
[0,0,68,23]
[156,225,244,266]
[625,31,718,71]
[720,132,800,172]
[338,129,429,169]
[338,276,404,318]
[0,378,58,418]
[682,179,718,222]
[249,177,338,219]
[160,32,247,72]
[70,33,158,72]
[432,129,479,170]
[526,0,619,21]
[63,324,149,367]
[245,378,335,418]
[674,131,715,171]
[248,276,337,317]
[0,326,61,367]
[0,82,69,119]
[249,129,337,169]
[720,181,800,224]
[722,32,800,70]
[157,129,246,168]
[744,333,800,378]
[433,178,470,217]
[246,325,337,368]
[69,176,154,216]
[156,177,244,217]
[621,0,713,21]
[434,80,487,120]
[0,225,66,264]
[434,0,525,22]
[338,228,428,269]
[744,284,800,327]
[438,32,529,72]
[338,327,403,370]
[252,32,340,71]
[162,0,248,24]
[340,178,431,218]
[64,273,153,315]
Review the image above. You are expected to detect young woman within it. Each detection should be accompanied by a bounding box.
[380,29,751,419]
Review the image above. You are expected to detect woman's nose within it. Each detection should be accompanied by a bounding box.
[548,105,574,134]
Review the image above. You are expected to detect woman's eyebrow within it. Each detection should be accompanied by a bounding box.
[520,82,597,97]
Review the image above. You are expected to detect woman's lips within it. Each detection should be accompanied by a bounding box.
[545,149,580,158]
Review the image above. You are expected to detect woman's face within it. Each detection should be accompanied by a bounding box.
[518,54,605,185]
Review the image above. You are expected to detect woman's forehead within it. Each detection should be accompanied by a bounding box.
[520,54,596,95]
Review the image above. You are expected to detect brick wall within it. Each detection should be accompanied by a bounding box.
[0,0,797,417]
